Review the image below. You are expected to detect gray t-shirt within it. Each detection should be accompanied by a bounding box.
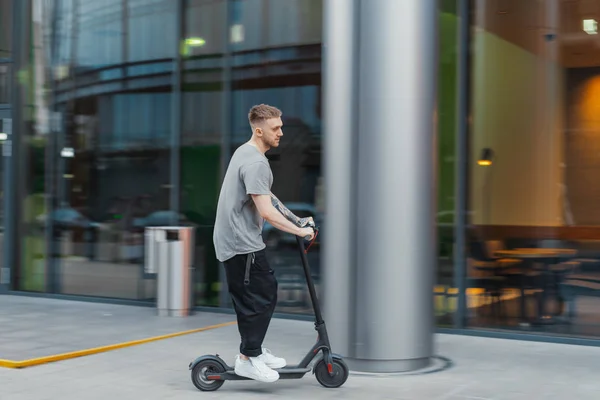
[213,143,273,262]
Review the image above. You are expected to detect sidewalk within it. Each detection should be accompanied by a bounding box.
[2,295,600,399]
[0,295,234,361]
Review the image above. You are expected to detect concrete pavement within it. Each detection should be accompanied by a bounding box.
[2,295,600,399]
[0,295,234,361]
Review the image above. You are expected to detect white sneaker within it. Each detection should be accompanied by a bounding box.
[257,348,287,369]
[234,355,279,383]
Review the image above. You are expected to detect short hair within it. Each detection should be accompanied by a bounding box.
[248,104,282,127]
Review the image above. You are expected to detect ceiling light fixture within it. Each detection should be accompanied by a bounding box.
[583,19,598,35]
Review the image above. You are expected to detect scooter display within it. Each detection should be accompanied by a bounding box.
[188,226,349,391]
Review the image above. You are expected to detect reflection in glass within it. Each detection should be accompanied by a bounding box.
[228,0,323,315]
[466,0,600,339]
[435,0,459,327]
[179,0,325,312]
[15,0,177,299]
[11,0,47,292]
[181,0,227,307]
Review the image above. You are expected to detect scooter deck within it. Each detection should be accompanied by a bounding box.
[209,366,312,381]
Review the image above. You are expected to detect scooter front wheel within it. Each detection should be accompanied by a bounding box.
[191,359,225,392]
[314,356,349,388]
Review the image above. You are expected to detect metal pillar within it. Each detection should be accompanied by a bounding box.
[170,0,183,225]
[219,0,234,309]
[0,116,12,293]
[3,0,32,292]
[323,0,439,373]
[454,0,471,329]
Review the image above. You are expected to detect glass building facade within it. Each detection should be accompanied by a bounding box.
[2,0,600,346]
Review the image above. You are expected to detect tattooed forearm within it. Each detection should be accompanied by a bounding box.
[270,192,312,227]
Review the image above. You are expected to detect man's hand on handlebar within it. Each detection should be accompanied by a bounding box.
[297,216,316,240]
[298,226,315,241]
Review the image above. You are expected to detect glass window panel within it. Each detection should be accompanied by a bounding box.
[12,0,176,299]
[466,0,600,338]
[182,0,227,307]
[77,0,123,68]
[436,0,459,327]
[128,0,175,62]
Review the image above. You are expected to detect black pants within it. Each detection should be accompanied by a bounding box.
[223,249,278,357]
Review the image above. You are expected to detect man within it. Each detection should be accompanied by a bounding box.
[213,104,316,383]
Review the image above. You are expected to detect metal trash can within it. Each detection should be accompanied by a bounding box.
[145,226,195,317]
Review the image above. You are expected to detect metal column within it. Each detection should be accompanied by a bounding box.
[169,0,184,225]
[3,0,32,292]
[218,0,234,309]
[0,117,12,292]
[323,0,439,373]
[454,0,471,329]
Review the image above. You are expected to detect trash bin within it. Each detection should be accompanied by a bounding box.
[145,226,195,317]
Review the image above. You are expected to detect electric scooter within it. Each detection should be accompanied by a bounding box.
[188,226,349,391]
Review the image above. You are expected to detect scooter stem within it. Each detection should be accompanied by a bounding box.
[296,234,324,326]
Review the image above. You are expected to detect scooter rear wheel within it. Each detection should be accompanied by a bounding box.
[314,357,349,388]
[191,359,225,391]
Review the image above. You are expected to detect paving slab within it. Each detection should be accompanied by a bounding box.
[2,302,600,399]
[0,295,235,361]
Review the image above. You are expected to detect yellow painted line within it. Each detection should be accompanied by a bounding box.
[0,320,236,369]
[0,359,18,368]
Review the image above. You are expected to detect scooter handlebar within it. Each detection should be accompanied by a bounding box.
[303,225,318,241]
